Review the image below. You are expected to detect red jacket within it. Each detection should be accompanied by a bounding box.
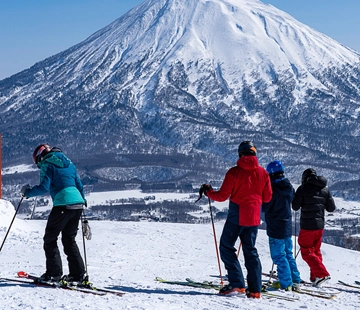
[207,156,272,226]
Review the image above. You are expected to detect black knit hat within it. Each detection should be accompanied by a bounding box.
[238,141,257,157]
[302,168,317,184]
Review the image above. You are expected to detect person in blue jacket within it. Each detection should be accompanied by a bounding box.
[21,144,86,282]
[262,160,301,290]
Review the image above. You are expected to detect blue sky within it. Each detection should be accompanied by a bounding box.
[0,0,359,80]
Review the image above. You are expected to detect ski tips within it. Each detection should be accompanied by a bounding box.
[17,271,29,278]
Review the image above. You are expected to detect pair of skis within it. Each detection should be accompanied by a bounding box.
[156,277,222,290]
[262,282,338,300]
[338,280,360,290]
[159,275,340,300]
[262,272,339,299]
[0,271,124,297]
[155,277,299,301]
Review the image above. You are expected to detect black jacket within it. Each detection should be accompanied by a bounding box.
[292,175,336,230]
[262,178,294,239]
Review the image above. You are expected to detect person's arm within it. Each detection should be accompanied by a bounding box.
[262,199,273,214]
[24,165,52,197]
[75,173,85,199]
[291,186,303,211]
[262,174,272,203]
[206,170,234,202]
[325,190,336,212]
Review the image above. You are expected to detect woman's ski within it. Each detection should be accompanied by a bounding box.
[16,271,124,296]
[1,276,106,296]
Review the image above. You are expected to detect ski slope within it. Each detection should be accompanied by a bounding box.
[1,198,360,310]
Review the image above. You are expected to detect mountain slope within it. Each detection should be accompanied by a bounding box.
[0,0,360,195]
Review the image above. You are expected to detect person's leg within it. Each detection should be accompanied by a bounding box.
[298,229,314,280]
[61,209,85,280]
[219,220,244,288]
[312,230,330,278]
[43,207,69,277]
[269,237,292,289]
[284,237,301,284]
[240,226,261,293]
[298,229,329,281]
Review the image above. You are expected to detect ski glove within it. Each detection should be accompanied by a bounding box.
[82,219,92,240]
[20,184,31,197]
[195,184,213,202]
[200,183,213,196]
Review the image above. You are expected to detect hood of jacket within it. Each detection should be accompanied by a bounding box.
[38,151,71,169]
[237,155,258,170]
[272,178,293,195]
[306,175,327,189]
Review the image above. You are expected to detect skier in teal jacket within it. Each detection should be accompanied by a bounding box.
[21,144,86,282]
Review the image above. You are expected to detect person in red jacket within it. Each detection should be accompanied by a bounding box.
[201,141,272,298]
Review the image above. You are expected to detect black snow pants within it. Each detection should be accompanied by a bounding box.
[43,207,85,279]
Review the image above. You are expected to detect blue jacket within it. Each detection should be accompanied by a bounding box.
[24,151,85,207]
[262,177,294,239]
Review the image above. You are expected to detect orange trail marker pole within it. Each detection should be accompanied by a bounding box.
[0,133,2,199]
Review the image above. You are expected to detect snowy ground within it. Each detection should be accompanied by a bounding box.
[1,198,360,310]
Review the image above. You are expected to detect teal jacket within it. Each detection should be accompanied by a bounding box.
[24,151,85,207]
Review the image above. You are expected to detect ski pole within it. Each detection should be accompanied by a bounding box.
[236,242,242,259]
[0,197,24,252]
[80,211,89,277]
[294,210,297,259]
[208,197,224,287]
[267,262,275,286]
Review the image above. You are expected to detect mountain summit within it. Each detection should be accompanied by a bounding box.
[1,0,360,195]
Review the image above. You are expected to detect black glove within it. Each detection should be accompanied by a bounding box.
[195,183,213,202]
[200,183,213,196]
[20,184,31,197]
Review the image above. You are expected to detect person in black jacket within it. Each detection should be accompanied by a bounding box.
[262,161,301,291]
[292,168,336,287]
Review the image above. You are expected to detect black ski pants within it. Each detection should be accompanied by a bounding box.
[43,207,85,279]
[219,220,261,293]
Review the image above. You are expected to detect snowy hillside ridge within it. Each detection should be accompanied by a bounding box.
[1,0,360,197]
[2,198,360,309]
[1,164,38,175]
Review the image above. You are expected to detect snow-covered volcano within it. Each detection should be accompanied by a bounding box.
[0,0,360,196]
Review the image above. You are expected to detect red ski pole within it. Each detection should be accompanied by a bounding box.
[236,242,242,259]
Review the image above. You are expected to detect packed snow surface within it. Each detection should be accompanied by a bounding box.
[1,197,360,309]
